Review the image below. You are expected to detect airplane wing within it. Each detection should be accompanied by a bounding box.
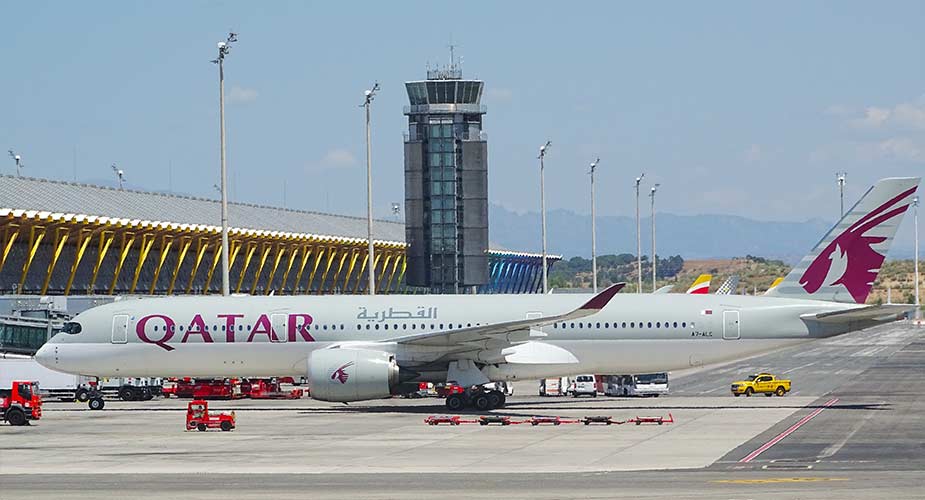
[801,304,914,324]
[385,283,624,348]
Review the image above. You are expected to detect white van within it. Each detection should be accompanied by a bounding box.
[604,373,669,397]
[570,374,597,397]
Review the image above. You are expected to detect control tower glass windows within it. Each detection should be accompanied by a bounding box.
[405,80,483,107]
[423,115,460,289]
[408,83,427,105]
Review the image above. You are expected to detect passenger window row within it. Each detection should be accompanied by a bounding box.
[150,322,484,334]
[551,321,694,330]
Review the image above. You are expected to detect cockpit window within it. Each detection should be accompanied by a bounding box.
[61,322,82,334]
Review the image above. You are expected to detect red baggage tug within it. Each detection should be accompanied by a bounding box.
[185,400,236,432]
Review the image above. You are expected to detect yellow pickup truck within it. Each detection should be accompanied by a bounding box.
[730,373,791,397]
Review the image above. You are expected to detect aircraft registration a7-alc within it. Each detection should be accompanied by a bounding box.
[36,177,919,411]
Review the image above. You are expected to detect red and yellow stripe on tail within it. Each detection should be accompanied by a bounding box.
[686,274,712,294]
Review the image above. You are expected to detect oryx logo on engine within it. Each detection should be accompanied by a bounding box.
[331,362,354,384]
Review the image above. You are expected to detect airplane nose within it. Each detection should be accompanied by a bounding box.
[35,343,56,368]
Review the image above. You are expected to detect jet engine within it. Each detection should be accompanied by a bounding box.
[308,348,413,402]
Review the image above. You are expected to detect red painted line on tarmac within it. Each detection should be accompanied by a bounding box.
[739,398,839,463]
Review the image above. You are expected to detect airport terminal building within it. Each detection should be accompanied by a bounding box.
[0,175,558,353]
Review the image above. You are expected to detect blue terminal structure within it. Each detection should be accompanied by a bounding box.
[482,250,557,295]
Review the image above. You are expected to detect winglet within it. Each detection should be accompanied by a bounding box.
[579,282,625,311]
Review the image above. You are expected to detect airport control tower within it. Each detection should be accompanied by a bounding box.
[403,62,488,293]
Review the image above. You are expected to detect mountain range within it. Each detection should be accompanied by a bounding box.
[487,204,918,264]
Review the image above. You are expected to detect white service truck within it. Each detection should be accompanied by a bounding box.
[538,377,570,396]
[0,355,163,403]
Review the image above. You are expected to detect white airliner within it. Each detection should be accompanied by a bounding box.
[36,177,919,411]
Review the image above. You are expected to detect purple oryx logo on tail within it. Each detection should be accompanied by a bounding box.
[800,186,915,303]
[331,361,355,384]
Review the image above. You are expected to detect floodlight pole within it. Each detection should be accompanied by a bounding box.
[650,184,659,292]
[539,141,551,294]
[914,195,920,321]
[590,158,599,293]
[635,174,645,293]
[8,150,22,177]
[213,32,236,297]
[836,172,847,218]
[363,82,380,295]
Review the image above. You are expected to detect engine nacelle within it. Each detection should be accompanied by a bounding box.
[307,348,400,402]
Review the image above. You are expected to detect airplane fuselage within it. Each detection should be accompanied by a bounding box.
[37,293,865,381]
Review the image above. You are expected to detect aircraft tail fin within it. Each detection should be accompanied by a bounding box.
[763,277,784,296]
[766,177,920,304]
[715,275,740,295]
[685,274,711,294]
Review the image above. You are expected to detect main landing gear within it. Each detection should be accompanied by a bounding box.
[445,388,506,412]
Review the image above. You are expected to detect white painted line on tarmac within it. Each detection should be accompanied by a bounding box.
[739,398,839,463]
[782,360,819,374]
[818,402,878,459]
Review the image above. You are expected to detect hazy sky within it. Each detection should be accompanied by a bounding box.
[2,2,923,225]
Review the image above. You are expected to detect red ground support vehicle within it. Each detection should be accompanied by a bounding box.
[164,378,241,400]
[631,413,674,425]
[242,379,303,399]
[185,400,236,432]
[478,415,513,426]
[1,380,42,426]
[436,384,465,398]
[161,378,195,399]
[193,380,239,400]
[424,415,467,426]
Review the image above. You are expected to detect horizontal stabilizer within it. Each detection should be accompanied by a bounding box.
[801,304,914,324]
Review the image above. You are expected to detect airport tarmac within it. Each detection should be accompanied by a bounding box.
[2,322,924,499]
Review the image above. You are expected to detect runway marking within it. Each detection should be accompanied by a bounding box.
[849,346,889,357]
[782,360,819,374]
[713,477,848,484]
[818,401,878,459]
[739,398,839,463]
